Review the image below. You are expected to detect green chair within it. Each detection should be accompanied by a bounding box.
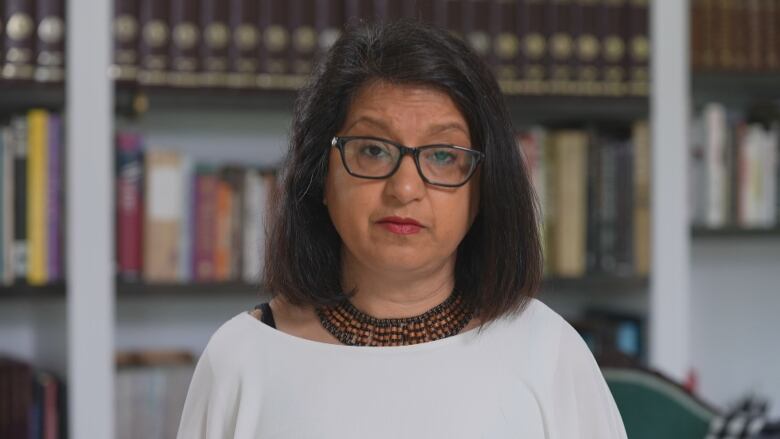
[603,367,720,439]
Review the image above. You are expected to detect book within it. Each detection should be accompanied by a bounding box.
[600,0,627,96]
[27,109,49,285]
[168,0,200,88]
[227,0,260,88]
[626,0,649,96]
[575,0,602,95]
[34,0,65,82]
[314,0,344,61]
[193,165,218,281]
[112,0,140,82]
[0,127,14,285]
[551,130,588,277]
[632,120,650,276]
[490,0,519,82]
[2,0,35,79]
[138,0,169,85]
[260,0,290,77]
[520,0,547,89]
[547,0,576,95]
[47,113,62,282]
[200,0,230,87]
[143,149,184,282]
[290,0,317,76]
[10,116,27,282]
[116,132,144,280]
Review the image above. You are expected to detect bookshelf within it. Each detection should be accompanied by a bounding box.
[0,0,730,437]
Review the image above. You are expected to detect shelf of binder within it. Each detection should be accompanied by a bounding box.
[691,226,780,239]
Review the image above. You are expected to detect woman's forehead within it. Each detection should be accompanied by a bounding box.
[343,81,470,137]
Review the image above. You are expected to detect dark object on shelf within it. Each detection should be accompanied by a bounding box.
[692,226,780,238]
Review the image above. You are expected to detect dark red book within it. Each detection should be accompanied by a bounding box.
[228,0,260,87]
[2,0,36,80]
[767,0,779,72]
[464,0,491,63]
[314,0,345,61]
[116,132,144,281]
[290,0,317,76]
[194,166,218,281]
[344,0,376,27]
[168,0,200,87]
[575,0,601,94]
[139,0,169,85]
[259,0,290,80]
[112,0,140,82]
[34,0,65,82]
[439,0,464,39]
[520,0,547,86]
[626,0,649,96]
[490,0,519,83]
[200,0,229,87]
[403,0,436,23]
[546,0,575,94]
[599,0,627,96]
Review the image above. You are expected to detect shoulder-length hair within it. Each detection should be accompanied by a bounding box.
[264,19,543,328]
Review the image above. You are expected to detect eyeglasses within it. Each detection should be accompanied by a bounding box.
[331,136,485,187]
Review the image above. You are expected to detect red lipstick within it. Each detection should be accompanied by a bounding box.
[376,216,424,235]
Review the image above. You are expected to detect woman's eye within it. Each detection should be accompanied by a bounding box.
[430,150,456,164]
[361,144,389,157]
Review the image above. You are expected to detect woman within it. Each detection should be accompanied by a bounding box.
[177,19,626,438]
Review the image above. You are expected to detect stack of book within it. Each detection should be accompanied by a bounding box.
[691,0,780,73]
[518,120,650,278]
[690,102,780,230]
[116,131,277,284]
[115,350,194,439]
[0,356,67,438]
[0,110,65,287]
[2,0,651,97]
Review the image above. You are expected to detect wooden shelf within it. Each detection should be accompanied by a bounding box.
[0,282,66,298]
[691,226,780,238]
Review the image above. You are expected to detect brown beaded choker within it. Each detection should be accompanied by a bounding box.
[315,289,474,346]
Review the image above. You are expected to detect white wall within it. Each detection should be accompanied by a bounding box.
[691,238,780,417]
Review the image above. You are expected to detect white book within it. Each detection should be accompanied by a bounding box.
[243,170,266,283]
[704,103,728,228]
[179,156,195,282]
[762,125,778,227]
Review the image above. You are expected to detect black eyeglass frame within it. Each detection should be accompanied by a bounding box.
[331,136,485,188]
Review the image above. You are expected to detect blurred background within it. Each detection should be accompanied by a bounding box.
[0,0,778,438]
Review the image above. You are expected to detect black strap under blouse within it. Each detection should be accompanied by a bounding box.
[254,302,276,328]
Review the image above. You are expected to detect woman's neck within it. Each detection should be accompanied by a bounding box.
[340,252,456,319]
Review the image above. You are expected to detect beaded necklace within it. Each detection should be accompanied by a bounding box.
[315,289,475,346]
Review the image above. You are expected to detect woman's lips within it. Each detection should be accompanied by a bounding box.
[377,217,424,235]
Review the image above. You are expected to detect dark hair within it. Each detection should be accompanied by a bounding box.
[264,19,543,328]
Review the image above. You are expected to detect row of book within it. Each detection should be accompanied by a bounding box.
[690,102,780,229]
[691,0,780,73]
[116,132,277,283]
[519,120,650,278]
[115,350,194,439]
[2,0,651,97]
[0,110,65,287]
[0,356,66,439]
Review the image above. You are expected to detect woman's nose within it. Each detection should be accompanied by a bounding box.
[384,154,425,204]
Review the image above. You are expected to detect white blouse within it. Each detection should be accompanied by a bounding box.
[177,298,627,439]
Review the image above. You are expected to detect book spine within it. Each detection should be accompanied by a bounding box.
[227,0,259,88]
[464,0,491,65]
[691,0,704,70]
[585,128,602,273]
[194,168,217,281]
[600,140,617,272]
[290,0,317,77]
[626,0,649,96]
[12,116,27,281]
[716,0,731,70]
[405,0,435,23]
[632,120,650,275]
[116,132,144,280]
[242,170,263,283]
[1,128,15,285]
[490,0,519,83]
[112,0,140,82]
[46,113,60,281]
[768,0,779,71]
[344,0,375,27]
[143,150,183,282]
[139,0,169,85]
[27,109,48,285]
[213,177,231,280]
[259,0,290,83]
[179,156,193,282]
[440,0,463,40]
[314,0,343,63]
[33,0,64,82]
[614,139,634,275]
[730,0,747,71]
[576,0,600,95]
[199,0,229,88]
[0,129,5,283]
[704,103,728,228]
[599,0,627,96]
[746,0,762,72]
[553,130,588,277]
[521,0,547,91]
[2,0,35,80]
[547,0,576,95]
[168,0,200,88]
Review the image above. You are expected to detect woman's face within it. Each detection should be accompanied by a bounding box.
[324,81,481,276]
